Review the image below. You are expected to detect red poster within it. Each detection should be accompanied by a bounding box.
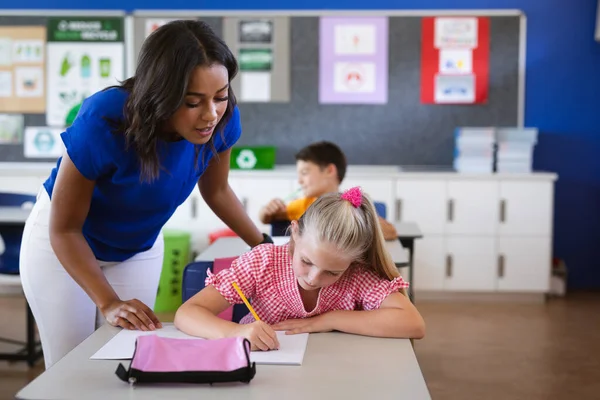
[421,16,489,104]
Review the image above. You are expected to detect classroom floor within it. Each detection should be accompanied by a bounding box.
[1,292,599,400]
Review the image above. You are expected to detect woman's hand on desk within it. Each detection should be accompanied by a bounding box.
[234,321,280,351]
[272,314,334,335]
[101,299,163,331]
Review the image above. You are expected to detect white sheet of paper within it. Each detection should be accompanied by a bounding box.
[0,38,12,66]
[24,127,64,158]
[15,66,43,97]
[434,74,475,103]
[439,49,472,74]
[240,71,271,102]
[434,17,478,49]
[0,71,12,97]
[334,62,376,93]
[91,324,309,365]
[334,24,376,55]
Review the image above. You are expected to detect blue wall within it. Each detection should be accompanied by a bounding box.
[2,0,600,289]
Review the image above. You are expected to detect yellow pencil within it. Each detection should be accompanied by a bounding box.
[232,282,261,322]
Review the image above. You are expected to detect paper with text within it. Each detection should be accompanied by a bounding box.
[91,323,309,365]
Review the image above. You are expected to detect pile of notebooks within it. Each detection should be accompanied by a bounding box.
[453,127,538,173]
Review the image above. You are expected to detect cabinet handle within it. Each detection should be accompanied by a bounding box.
[447,199,454,222]
[500,199,506,223]
[446,254,453,277]
[191,196,197,219]
[242,197,248,211]
[395,199,402,221]
[498,254,505,278]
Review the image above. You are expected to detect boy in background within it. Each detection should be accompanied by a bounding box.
[259,141,398,240]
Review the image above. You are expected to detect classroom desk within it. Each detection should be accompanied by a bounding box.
[0,206,42,367]
[16,323,431,400]
[394,222,423,301]
[196,236,410,267]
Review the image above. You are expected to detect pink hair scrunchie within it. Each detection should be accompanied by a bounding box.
[341,186,362,208]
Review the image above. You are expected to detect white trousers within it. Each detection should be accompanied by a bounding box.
[19,188,164,369]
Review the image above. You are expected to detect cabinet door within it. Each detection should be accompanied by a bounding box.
[342,178,395,220]
[234,178,295,232]
[446,181,498,235]
[412,236,445,291]
[499,181,554,236]
[396,179,447,234]
[444,237,497,291]
[497,237,551,292]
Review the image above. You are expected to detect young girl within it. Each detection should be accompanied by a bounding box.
[175,187,425,350]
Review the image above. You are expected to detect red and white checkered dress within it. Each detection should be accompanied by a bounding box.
[205,243,409,325]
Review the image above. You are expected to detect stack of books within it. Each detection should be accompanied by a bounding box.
[453,127,496,173]
[495,128,538,173]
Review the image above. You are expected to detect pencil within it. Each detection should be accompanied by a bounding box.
[232,282,261,322]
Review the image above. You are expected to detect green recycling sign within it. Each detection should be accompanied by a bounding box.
[230,146,276,170]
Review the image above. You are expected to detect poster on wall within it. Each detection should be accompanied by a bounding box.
[319,17,388,104]
[0,113,24,144]
[238,48,272,102]
[421,17,489,104]
[46,17,125,127]
[24,126,64,158]
[223,16,291,103]
[0,26,46,113]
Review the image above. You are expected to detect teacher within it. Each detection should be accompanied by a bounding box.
[19,20,271,369]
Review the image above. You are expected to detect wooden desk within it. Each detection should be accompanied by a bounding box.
[16,324,431,400]
[196,236,409,267]
[394,222,423,301]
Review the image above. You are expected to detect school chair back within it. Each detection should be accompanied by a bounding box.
[0,193,35,274]
[181,260,249,323]
[270,201,387,237]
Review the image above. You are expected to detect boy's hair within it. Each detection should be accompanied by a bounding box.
[295,141,347,184]
[294,189,399,282]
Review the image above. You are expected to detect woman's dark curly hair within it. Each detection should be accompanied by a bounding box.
[108,20,238,182]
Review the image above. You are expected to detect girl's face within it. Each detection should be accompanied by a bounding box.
[166,64,229,144]
[290,221,354,291]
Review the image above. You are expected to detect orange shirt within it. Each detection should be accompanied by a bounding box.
[286,197,317,221]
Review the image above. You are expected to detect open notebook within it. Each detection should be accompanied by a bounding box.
[91,323,309,366]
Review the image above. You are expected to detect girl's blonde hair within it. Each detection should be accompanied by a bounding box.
[294,188,399,281]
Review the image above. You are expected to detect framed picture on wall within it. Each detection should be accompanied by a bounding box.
[238,20,273,43]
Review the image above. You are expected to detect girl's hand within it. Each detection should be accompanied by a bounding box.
[272,313,334,335]
[235,321,280,351]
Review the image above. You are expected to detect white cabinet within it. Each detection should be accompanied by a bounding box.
[497,237,552,292]
[445,237,497,291]
[446,181,499,236]
[413,236,445,291]
[396,173,556,295]
[229,177,294,233]
[342,178,395,219]
[498,181,553,236]
[396,180,446,234]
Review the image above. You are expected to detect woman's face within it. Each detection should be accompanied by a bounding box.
[167,64,229,144]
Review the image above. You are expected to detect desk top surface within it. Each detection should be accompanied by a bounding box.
[0,206,30,223]
[394,222,423,239]
[17,324,431,400]
[196,236,409,265]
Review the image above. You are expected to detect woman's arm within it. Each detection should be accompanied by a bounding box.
[273,291,425,339]
[198,148,264,247]
[50,153,160,331]
[174,285,279,351]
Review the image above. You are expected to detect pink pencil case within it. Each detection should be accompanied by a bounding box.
[115,334,256,385]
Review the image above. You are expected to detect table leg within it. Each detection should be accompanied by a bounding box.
[399,238,415,303]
